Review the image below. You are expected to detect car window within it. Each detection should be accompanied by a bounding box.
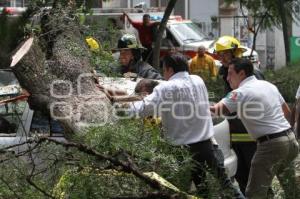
[0,100,27,135]
[162,29,180,47]
[169,22,206,44]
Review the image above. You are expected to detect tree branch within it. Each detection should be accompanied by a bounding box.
[37,137,163,190]
[26,176,56,199]
[0,177,22,199]
[1,137,164,191]
[111,192,180,199]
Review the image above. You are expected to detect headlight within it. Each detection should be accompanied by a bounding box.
[242,54,259,63]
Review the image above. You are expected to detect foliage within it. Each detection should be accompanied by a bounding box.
[0,142,67,199]
[83,15,122,51]
[206,78,226,102]
[206,62,300,103]
[82,15,123,76]
[264,62,300,103]
[0,10,29,68]
[89,49,120,77]
[0,119,195,198]
[224,0,300,62]
[53,168,158,199]
[51,118,195,198]
[225,0,300,30]
[76,119,194,191]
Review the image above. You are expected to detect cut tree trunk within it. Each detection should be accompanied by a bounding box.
[10,5,113,136]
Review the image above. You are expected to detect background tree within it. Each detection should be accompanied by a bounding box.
[152,0,178,69]
[225,0,300,64]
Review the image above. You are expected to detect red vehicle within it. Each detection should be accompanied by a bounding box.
[124,13,214,60]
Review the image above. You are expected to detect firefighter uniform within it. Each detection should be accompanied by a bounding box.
[189,54,218,81]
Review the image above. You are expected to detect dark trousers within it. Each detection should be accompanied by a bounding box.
[232,142,256,195]
[229,118,256,195]
[188,139,245,199]
[142,46,152,65]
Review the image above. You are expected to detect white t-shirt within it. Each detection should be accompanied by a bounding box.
[131,72,214,146]
[296,85,300,100]
[222,76,290,139]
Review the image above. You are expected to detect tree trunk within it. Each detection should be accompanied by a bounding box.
[152,0,178,69]
[10,4,113,136]
[277,0,290,64]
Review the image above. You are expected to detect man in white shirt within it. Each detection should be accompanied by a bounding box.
[210,58,299,199]
[131,53,244,198]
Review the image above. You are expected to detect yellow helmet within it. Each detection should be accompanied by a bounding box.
[85,37,101,52]
[214,36,247,57]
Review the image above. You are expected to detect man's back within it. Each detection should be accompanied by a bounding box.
[149,72,214,145]
[223,76,290,138]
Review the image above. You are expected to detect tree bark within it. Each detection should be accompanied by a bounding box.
[152,0,178,69]
[277,0,290,64]
[10,4,113,136]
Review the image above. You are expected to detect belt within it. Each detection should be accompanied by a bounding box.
[188,139,211,147]
[256,129,293,143]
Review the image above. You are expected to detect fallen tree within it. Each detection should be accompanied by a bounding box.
[10,1,113,136]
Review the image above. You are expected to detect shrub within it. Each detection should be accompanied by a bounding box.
[264,62,300,103]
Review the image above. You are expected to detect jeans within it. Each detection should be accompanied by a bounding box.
[188,139,245,199]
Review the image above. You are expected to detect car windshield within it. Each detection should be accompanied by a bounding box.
[169,22,207,44]
[0,100,27,135]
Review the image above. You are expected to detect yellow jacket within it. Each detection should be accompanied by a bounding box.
[189,54,217,81]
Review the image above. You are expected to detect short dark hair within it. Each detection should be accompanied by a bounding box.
[230,58,254,77]
[163,52,189,73]
[143,14,150,19]
[135,79,159,94]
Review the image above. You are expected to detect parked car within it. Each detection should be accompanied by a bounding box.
[0,70,237,177]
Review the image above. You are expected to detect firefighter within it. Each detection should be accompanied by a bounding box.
[115,34,162,80]
[123,12,160,64]
[85,37,101,52]
[214,35,265,195]
[189,45,218,81]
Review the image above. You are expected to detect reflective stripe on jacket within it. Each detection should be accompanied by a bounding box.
[231,133,255,142]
